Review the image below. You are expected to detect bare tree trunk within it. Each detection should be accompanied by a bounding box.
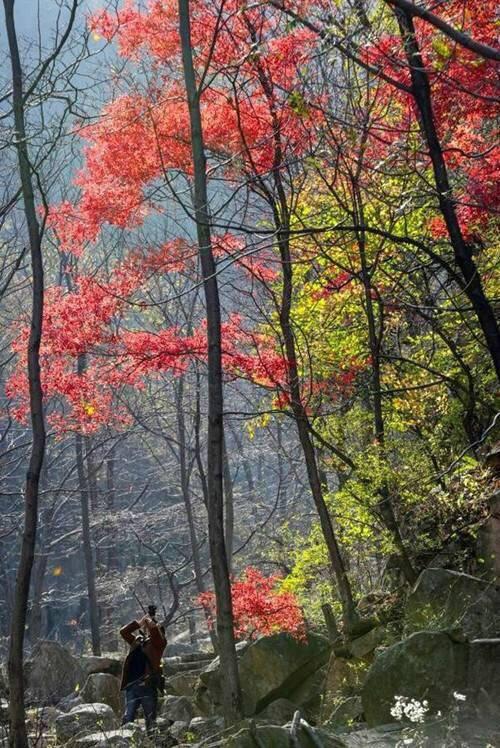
[178,0,242,723]
[243,26,359,631]
[106,452,119,570]
[395,8,500,381]
[354,191,417,584]
[75,356,101,655]
[175,377,205,593]
[4,1,46,744]
[223,437,234,573]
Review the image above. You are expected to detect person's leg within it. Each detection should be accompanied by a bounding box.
[122,683,140,725]
[140,685,157,735]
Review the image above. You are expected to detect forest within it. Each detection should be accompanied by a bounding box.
[0,0,499,746]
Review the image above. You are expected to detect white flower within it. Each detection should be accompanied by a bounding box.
[390,695,429,723]
[453,691,466,702]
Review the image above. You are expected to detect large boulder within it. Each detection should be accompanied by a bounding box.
[166,672,200,698]
[223,722,345,747]
[466,638,500,716]
[55,703,119,744]
[327,696,363,727]
[75,726,141,748]
[362,631,468,726]
[322,654,370,718]
[81,674,122,716]
[198,633,330,717]
[161,695,193,724]
[26,641,85,705]
[405,568,500,639]
[79,655,123,681]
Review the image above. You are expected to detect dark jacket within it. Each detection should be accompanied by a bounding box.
[120,619,166,690]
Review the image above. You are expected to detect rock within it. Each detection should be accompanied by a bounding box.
[26,705,64,730]
[58,695,84,713]
[256,697,297,724]
[223,724,290,747]
[75,726,141,747]
[81,674,122,716]
[55,703,119,743]
[26,641,85,705]
[467,638,500,715]
[188,716,224,740]
[405,568,500,639]
[199,633,330,717]
[79,655,123,680]
[476,491,500,583]
[336,723,407,747]
[348,627,386,659]
[223,722,345,747]
[161,695,193,724]
[322,654,369,717]
[327,696,363,726]
[362,630,468,726]
[169,721,189,741]
[0,699,8,724]
[167,673,200,698]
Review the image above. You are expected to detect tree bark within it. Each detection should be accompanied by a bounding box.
[354,193,417,585]
[178,0,242,723]
[395,8,500,382]
[175,377,205,594]
[244,25,359,630]
[223,437,235,573]
[4,1,46,744]
[75,355,101,655]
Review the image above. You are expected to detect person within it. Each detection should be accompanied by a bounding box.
[120,607,167,734]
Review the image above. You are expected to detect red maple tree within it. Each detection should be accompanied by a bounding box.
[198,567,306,641]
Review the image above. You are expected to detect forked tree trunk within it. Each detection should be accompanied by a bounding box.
[4,1,46,745]
[178,0,242,723]
[244,28,360,631]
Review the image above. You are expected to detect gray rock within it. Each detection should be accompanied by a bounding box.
[167,673,200,698]
[0,699,8,724]
[223,723,345,747]
[348,627,386,659]
[169,721,189,741]
[81,674,122,716]
[79,655,123,680]
[327,696,363,726]
[256,697,297,724]
[188,716,223,740]
[161,696,193,724]
[26,641,85,705]
[405,568,500,640]
[75,726,141,747]
[55,703,119,743]
[362,631,468,726]
[198,633,330,717]
[336,723,407,747]
[467,638,500,716]
[58,695,84,713]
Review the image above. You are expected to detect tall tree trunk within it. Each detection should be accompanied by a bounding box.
[178,0,242,723]
[4,1,46,744]
[244,26,359,630]
[75,431,101,655]
[75,355,101,655]
[395,8,500,381]
[355,211,417,584]
[175,377,205,593]
[222,437,235,573]
[106,452,119,570]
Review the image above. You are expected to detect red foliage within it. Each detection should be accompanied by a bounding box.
[198,567,306,641]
